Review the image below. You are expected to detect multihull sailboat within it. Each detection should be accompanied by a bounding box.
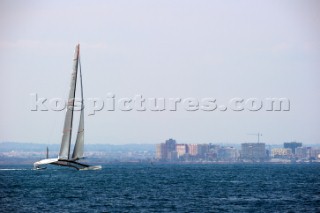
[34,44,101,170]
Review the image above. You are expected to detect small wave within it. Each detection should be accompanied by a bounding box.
[0,169,29,171]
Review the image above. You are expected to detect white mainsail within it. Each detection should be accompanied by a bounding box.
[59,44,80,160]
[72,108,84,159]
[72,57,84,160]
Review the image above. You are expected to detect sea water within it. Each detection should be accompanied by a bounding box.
[1,163,320,212]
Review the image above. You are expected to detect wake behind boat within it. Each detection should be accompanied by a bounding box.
[34,44,101,171]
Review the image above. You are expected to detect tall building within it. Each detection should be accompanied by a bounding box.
[271,148,292,158]
[295,147,311,159]
[284,142,302,154]
[176,144,188,158]
[155,138,177,161]
[187,144,198,156]
[218,147,238,162]
[207,144,220,160]
[165,139,176,152]
[197,144,209,158]
[156,143,167,160]
[165,138,177,161]
[241,143,266,161]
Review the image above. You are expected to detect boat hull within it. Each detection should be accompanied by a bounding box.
[34,158,101,170]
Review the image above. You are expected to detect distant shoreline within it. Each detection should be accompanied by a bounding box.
[1,160,320,166]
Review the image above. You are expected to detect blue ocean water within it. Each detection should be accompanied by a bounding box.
[0,163,320,212]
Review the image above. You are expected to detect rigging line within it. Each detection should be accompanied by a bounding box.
[79,55,84,107]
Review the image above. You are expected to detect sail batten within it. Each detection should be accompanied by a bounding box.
[59,44,80,160]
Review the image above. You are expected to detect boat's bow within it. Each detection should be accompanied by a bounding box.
[33,158,59,169]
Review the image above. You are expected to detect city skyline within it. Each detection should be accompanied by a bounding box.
[1,139,320,164]
[155,139,320,163]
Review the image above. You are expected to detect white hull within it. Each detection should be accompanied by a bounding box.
[34,158,101,170]
[34,158,59,166]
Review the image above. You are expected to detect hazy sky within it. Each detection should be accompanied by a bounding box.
[0,0,319,145]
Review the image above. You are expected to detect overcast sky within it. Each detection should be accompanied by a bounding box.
[0,0,319,145]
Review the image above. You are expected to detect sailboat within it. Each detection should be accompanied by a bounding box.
[34,44,101,170]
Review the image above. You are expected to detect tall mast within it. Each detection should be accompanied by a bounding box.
[68,45,80,159]
[58,44,80,160]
